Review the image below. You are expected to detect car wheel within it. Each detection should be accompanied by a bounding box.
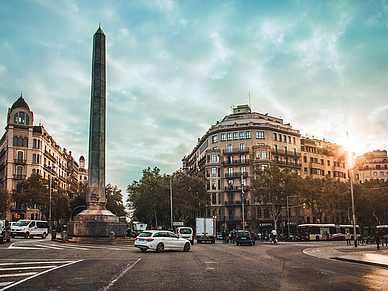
[156,243,164,253]
[25,232,29,239]
[41,232,47,239]
[140,248,147,252]
[184,242,190,252]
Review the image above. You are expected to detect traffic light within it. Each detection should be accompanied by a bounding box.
[303,203,306,209]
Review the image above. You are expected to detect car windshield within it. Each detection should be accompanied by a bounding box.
[15,221,30,227]
[240,232,250,237]
[180,229,191,234]
[137,232,153,238]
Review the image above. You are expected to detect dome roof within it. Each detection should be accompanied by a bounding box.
[79,155,85,161]
[11,95,30,111]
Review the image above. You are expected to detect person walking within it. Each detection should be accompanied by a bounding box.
[375,230,380,250]
[346,232,351,245]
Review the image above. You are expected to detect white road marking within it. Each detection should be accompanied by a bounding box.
[0,272,37,278]
[0,259,83,291]
[0,283,14,287]
[0,266,56,271]
[102,258,141,291]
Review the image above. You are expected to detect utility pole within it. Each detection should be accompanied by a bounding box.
[241,174,245,231]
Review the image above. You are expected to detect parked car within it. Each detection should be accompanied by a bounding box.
[135,230,191,253]
[176,227,194,245]
[0,220,11,244]
[236,230,255,246]
[11,220,49,239]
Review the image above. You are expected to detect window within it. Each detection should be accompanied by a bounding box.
[304,168,308,174]
[246,131,251,139]
[274,145,278,152]
[17,151,23,162]
[228,168,233,177]
[284,146,287,154]
[373,172,377,176]
[18,137,23,147]
[292,137,296,144]
[17,166,23,178]
[221,133,226,141]
[32,168,36,174]
[33,154,37,163]
[26,115,29,125]
[239,132,244,139]
[293,148,297,155]
[19,112,25,124]
[13,136,18,146]
[283,135,287,142]
[261,150,267,159]
[227,144,233,153]
[14,113,18,123]
[23,137,28,147]
[239,143,245,151]
[33,139,37,148]
[241,155,246,163]
[227,133,232,141]
[273,133,277,140]
[212,168,216,177]
[257,131,264,139]
[288,136,291,143]
[241,166,246,173]
[211,154,218,163]
[256,151,260,159]
[233,132,238,140]
[212,193,216,204]
[321,159,324,165]
[212,135,218,143]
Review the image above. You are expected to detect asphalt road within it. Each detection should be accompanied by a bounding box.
[1,238,387,290]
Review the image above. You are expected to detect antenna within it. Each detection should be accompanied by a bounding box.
[99,22,101,28]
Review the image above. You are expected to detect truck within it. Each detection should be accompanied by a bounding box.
[196,217,216,244]
[132,221,147,237]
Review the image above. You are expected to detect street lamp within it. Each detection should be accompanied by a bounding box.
[347,132,357,248]
[48,165,56,233]
[169,175,173,231]
[287,195,297,238]
[241,174,245,231]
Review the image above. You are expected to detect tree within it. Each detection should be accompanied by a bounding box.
[106,184,126,216]
[12,174,48,212]
[251,163,301,233]
[0,190,9,218]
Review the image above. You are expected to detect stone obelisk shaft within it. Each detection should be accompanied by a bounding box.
[87,27,106,210]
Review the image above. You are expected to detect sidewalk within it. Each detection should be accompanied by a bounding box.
[303,244,388,268]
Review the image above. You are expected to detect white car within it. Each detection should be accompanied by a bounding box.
[11,220,48,239]
[176,227,194,245]
[135,230,191,253]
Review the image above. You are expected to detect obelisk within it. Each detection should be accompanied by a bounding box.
[67,26,125,237]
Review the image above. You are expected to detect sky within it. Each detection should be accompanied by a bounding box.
[1,0,387,200]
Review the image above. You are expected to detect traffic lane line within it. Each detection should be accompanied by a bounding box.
[102,258,141,291]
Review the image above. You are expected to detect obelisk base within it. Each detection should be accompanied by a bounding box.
[67,209,126,237]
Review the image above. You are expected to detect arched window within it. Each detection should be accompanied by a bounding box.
[26,115,30,125]
[17,151,23,162]
[23,137,28,147]
[32,168,36,174]
[33,154,37,163]
[19,112,25,124]
[33,139,37,148]
[16,166,23,178]
[18,137,23,147]
[14,113,18,123]
[13,136,18,146]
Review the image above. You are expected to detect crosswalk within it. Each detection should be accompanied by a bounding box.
[0,259,83,290]
[7,241,132,251]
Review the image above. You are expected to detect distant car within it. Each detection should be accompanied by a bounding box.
[176,227,194,245]
[236,230,255,246]
[0,220,11,244]
[135,230,191,253]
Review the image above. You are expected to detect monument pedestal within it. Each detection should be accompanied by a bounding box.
[67,209,126,237]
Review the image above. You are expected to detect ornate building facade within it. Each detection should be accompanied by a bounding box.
[0,95,85,221]
[182,105,351,233]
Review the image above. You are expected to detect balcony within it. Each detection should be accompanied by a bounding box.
[271,148,301,157]
[225,172,248,178]
[222,159,251,166]
[44,150,56,162]
[224,200,241,205]
[14,174,26,180]
[274,160,301,168]
[14,159,26,165]
[222,148,250,155]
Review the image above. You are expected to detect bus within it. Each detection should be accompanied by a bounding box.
[376,225,388,236]
[297,224,360,241]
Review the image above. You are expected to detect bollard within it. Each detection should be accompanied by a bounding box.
[109,231,115,243]
[51,229,56,241]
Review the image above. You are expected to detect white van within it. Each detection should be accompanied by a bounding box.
[176,227,194,245]
[11,220,49,239]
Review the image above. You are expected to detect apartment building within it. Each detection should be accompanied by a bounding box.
[182,105,302,233]
[354,150,388,183]
[0,95,84,220]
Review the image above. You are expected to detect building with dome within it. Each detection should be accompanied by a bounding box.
[0,95,86,221]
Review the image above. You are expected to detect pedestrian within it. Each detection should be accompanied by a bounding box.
[375,230,380,250]
[346,232,351,245]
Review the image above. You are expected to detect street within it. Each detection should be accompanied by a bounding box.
[0,238,387,290]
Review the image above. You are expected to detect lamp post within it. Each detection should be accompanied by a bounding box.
[48,165,55,233]
[241,174,245,231]
[287,195,297,239]
[346,132,357,248]
[170,175,173,231]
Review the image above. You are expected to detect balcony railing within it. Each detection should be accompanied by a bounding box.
[222,159,251,165]
[225,172,248,178]
[222,148,250,155]
[14,174,26,180]
[14,159,26,165]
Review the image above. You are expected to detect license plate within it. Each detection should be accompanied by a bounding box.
[138,238,144,241]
